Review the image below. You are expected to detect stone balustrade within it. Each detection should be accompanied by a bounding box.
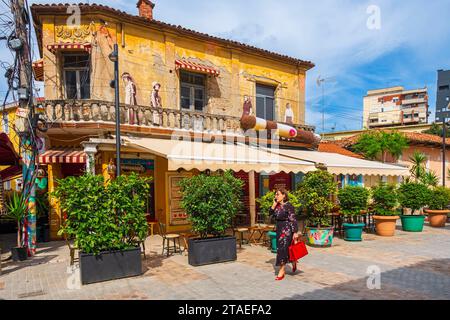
[38,100,315,136]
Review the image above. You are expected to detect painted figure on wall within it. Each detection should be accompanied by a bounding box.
[122,72,137,125]
[242,95,253,117]
[150,82,162,126]
[284,103,294,124]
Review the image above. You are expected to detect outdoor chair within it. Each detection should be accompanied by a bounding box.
[158,222,182,257]
[231,215,251,248]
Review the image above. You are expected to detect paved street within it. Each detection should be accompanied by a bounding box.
[1,223,449,300]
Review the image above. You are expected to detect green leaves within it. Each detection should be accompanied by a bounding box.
[5,192,27,223]
[179,171,244,238]
[296,170,337,228]
[338,186,370,220]
[353,131,408,162]
[256,190,301,217]
[428,187,450,210]
[53,173,151,255]
[397,182,431,212]
[371,183,398,216]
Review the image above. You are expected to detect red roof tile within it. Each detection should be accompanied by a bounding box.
[318,141,364,159]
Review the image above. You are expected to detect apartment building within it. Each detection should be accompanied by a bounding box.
[435,70,450,122]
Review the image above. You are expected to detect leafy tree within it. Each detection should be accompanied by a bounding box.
[296,170,337,228]
[352,131,408,163]
[423,123,450,138]
[54,173,151,255]
[337,186,370,223]
[256,190,301,219]
[179,171,244,238]
[420,171,439,187]
[427,187,450,210]
[371,183,399,216]
[397,182,431,214]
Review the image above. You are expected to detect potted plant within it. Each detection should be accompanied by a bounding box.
[5,192,28,261]
[337,186,369,241]
[179,170,244,266]
[297,170,337,247]
[424,187,450,228]
[397,182,431,232]
[54,173,150,285]
[371,183,400,237]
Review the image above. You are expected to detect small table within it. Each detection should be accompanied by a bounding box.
[248,224,269,245]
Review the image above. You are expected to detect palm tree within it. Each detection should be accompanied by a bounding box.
[420,171,439,187]
[5,192,28,248]
[409,151,427,182]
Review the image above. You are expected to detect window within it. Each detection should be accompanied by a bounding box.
[2,112,8,134]
[4,180,11,191]
[256,84,275,121]
[180,71,206,112]
[439,85,449,91]
[63,53,90,99]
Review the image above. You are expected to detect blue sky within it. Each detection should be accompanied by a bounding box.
[1,0,449,133]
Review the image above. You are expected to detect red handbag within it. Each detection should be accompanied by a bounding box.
[289,238,308,262]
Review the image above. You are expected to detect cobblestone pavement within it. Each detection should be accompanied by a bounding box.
[1,223,449,300]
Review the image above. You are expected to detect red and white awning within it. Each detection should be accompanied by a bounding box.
[46,43,92,54]
[32,59,44,82]
[38,148,86,164]
[175,59,220,76]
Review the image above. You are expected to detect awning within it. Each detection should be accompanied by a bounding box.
[122,137,316,174]
[38,148,86,164]
[47,43,92,54]
[175,59,220,76]
[0,133,20,166]
[0,165,21,181]
[32,59,44,81]
[268,148,410,177]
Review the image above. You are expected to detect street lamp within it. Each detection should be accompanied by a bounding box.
[109,43,121,177]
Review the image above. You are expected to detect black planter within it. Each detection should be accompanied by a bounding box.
[188,236,237,267]
[79,247,142,285]
[11,247,28,261]
[37,225,50,243]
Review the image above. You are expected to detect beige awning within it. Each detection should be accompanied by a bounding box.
[267,148,410,177]
[122,136,316,174]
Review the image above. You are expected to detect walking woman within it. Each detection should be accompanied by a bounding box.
[269,188,299,281]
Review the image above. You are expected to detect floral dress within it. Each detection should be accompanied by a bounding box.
[269,202,298,266]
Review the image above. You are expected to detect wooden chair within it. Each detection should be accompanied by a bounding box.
[158,222,182,257]
[231,215,250,248]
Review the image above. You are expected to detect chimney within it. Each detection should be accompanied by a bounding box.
[137,0,155,20]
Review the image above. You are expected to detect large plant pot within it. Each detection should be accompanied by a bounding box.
[188,236,237,267]
[343,223,365,241]
[11,247,28,261]
[400,215,425,232]
[373,216,399,237]
[306,227,334,247]
[267,231,277,253]
[79,247,142,285]
[425,210,449,228]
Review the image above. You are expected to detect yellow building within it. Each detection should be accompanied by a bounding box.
[30,1,409,240]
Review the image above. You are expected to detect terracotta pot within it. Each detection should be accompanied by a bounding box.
[424,210,449,228]
[373,216,400,237]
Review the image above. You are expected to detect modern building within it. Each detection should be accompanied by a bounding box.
[363,86,429,129]
[435,70,450,122]
[27,1,408,240]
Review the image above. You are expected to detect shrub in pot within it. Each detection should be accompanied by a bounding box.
[397,182,431,232]
[256,190,301,224]
[337,186,369,241]
[425,187,450,228]
[297,170,337,247]
[5,192,28,261]
[55,173,151,284]
[179,170,244,266]
[371,183,400,237]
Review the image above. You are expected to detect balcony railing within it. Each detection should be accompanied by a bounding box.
[38,100,315,136]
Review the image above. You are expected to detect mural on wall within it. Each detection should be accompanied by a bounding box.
[150,81,162,126]
[168,175,190,226]
[122,72,137,125]
[242,95,253,117]
[284,103,294,125]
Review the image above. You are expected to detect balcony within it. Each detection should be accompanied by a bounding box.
[38,99,314,137]
[402,97,427,105]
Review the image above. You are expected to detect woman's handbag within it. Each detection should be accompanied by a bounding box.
[289,238,308,262]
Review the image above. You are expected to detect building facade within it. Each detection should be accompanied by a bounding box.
[363,86,429,129]
[435,70,450,122]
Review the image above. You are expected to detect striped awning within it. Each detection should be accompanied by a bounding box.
[32,59,44,82]
[46,43,92,54]
[38,148,86,164]
[175,59,220,76]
